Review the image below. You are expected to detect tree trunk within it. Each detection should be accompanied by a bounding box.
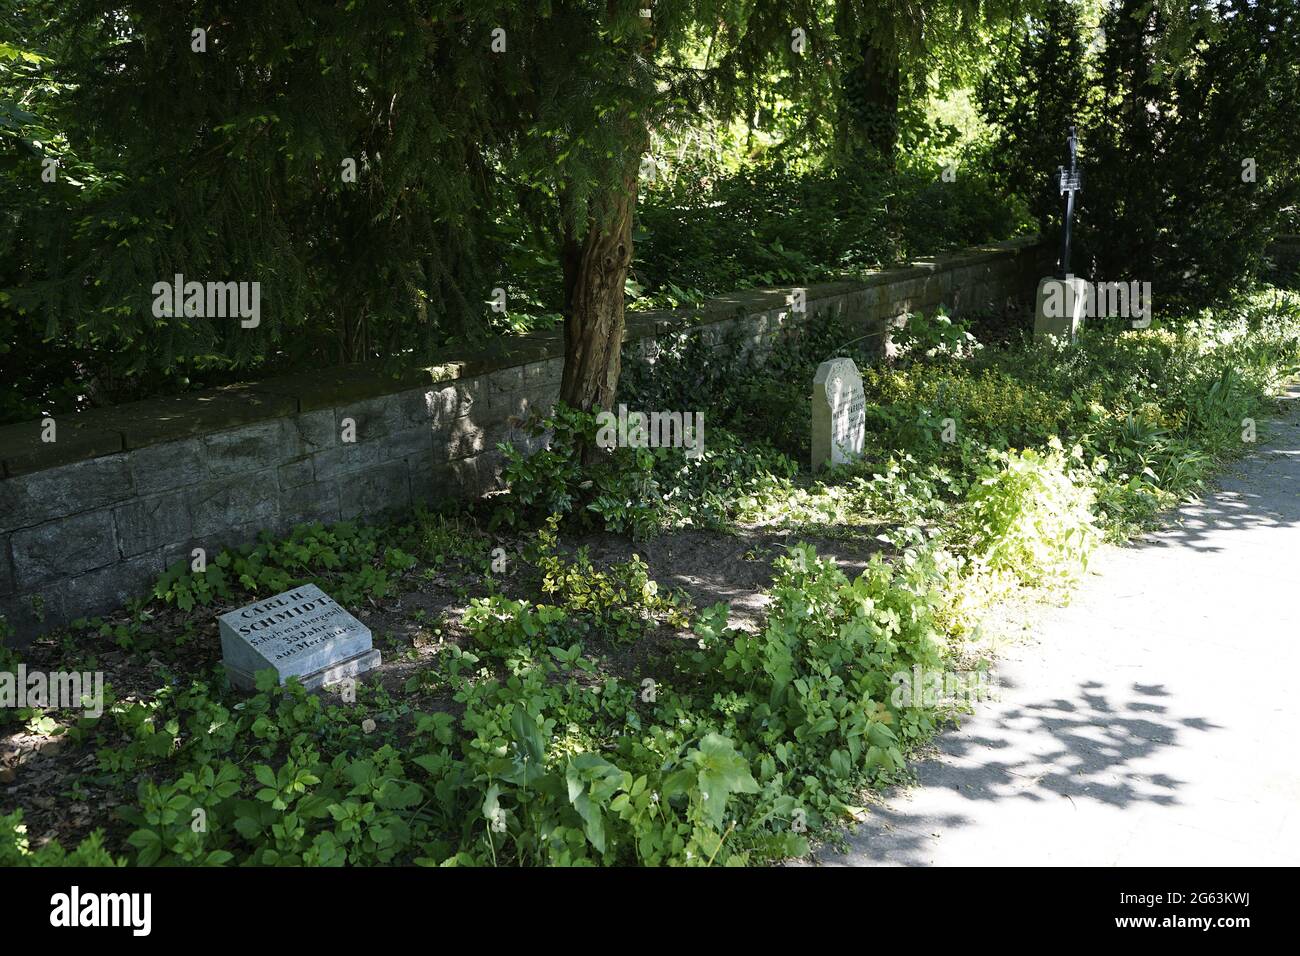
[558,163,638,414]
[836,4,901,165]
[856,32,900,160]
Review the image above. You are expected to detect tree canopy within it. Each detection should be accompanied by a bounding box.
[2,0,1297,420]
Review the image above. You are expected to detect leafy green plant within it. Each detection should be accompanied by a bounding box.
[531,517,691,643]
[892,308,981,363]
[960,440,1100,590]
[494,402,794,539]
[0,810,123,867]
[152,520,421,614]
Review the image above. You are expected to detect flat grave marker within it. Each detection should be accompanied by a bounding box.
[217,583,381,691]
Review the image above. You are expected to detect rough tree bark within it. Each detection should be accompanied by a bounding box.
[558,160,640,415]
[854,31,901,160]
[555,5,654,417]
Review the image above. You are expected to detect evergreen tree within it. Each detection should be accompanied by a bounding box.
[976,0,1089,234]
[489,1,825,413]
[831,0,1032,169]
[1081,0,1300,309]
[2,1,827,414]
[3,1,507,387]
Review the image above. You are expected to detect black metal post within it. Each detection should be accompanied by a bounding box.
[1057,125,1079,279]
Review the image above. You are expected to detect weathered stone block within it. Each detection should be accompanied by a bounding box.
[0,533,12,596]
[56,550,167,622]
[523,358,564,388]
[339,460,409,521]
[412,384,467,427]
[287,408,338,454]
[395,387,446,430]
[277,457,315,489]
[429,431,453,462]
[253,364,427,412]
[0,590,64,643]
[12,509,119,589]
[158,525,260,570]
[189,471,279,537]
[378,425,433,463]
[311,441,382,481]
[336,394,403,444]
[474,449,507,492]
[154,537,203,575]
[0,455,134,532]
[495,387,558,425]
[129,438,208,495]
[92,385,298,449]
[279,479,341,528]
[454,377,488,420]
[860,285,884,312]
[486,365,526,395]
[114,492,192,557]
[432,457,484,498]
[205,419,289,477]
[0,417,125,478]
[896,277,927,302]
[950,265,980,290]
[446,416,491,460]
[406,452,441,505]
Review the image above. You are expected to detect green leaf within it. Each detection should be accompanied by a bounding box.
[126,828,162,866]
[689,733,759,830]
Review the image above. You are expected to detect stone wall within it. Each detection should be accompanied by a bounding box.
[0,237,1050,642]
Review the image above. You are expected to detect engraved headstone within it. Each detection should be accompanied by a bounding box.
[1034,275,1089,343]
[812,357,866,471]
[217,583,381,691]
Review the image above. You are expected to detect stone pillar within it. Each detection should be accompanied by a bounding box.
[1034,275,1089,344]
[812,357,866,472]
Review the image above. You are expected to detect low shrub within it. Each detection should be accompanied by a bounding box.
[959,440,1100,591]
[492,403,795,539]
[0,810,122,867]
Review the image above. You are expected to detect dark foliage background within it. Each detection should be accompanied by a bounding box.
[3,0,1298,424]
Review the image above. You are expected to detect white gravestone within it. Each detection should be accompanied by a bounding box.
[218,583,381,691]
[1034,275,1088,344]
[812,357,866,471]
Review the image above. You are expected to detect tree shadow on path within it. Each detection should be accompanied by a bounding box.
[813,678,1221,866]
